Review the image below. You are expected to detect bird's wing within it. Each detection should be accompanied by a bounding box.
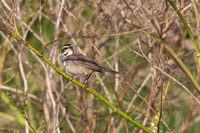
[67,53,104,72]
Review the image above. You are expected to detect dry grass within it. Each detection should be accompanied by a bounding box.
[0,0,200,132]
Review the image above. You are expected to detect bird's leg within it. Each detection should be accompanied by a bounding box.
[84,72,93,84]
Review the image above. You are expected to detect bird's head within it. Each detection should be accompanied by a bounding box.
[61,44,74,58]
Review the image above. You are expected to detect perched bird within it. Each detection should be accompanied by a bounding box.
[61,44,118,83]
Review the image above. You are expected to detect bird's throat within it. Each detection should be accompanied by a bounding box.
[62,57,68,63]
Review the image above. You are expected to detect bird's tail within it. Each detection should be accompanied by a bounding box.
[101,66,119,74]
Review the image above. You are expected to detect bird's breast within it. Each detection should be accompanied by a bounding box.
[64,60,92,77]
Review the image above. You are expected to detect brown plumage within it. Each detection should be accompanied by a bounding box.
[61,44,118,83]
[66,52,118,73]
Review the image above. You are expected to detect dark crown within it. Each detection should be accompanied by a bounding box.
[63,44,72,47]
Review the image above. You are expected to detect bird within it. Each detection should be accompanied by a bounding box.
[61,44,118,83]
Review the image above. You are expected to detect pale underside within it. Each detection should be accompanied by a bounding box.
[63,60,92,77]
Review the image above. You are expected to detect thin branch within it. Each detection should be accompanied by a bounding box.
[0,24,153,133]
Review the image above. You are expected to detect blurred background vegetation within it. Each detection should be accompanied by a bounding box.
[0,0,200,132]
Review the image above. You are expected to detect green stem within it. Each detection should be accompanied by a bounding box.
[0,24,152,133]
[167,0,200,70]
[132,6,200,93]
